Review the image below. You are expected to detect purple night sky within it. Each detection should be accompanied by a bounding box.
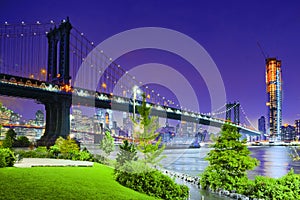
[1,0,300,127]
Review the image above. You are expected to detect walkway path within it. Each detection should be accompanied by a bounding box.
[14,158,94,168]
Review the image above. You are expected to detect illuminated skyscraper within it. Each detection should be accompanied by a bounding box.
[266,58,282,140]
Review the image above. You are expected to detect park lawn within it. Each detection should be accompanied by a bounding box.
[0,163,158,200]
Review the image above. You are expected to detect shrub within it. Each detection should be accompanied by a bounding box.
[55,136,79,154]
[116,169,189,200]
[14,136,31,147]
[247,169,300,199]
[15,147,51,158]
[79,150,94,161]
[15,144,96,162]
[49,145,60,157]
[0,148,16,167]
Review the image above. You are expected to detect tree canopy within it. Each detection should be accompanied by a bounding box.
[201,123,259,191]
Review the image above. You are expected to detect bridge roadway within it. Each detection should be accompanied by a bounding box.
[0,73,260,137]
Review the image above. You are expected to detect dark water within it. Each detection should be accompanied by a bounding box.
[248,146,300,178]
[160,146,300,200]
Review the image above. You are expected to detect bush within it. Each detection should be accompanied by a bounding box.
[15,145,96,162]
[15,147,52,158]
[246,169,300,199]
[0,148,16,167]
[55,137,79,155]
[78,150,94,161]
[116,169,189,200]
[14,136,31,147]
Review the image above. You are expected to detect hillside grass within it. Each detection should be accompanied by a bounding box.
[0,163,158,200]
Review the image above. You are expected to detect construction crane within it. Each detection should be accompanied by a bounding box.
[257,42,268,59]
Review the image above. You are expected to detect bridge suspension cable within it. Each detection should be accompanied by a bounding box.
[0,19,217,114]
[239,105,258,131]
[70,26,179,107]
[0,20,55,80]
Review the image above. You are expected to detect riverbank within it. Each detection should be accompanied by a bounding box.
[248,141,300,146]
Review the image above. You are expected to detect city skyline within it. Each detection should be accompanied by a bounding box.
[1,0,300,127]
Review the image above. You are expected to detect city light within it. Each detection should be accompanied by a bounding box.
[101,82,107,89]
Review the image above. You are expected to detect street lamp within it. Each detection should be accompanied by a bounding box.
[132,85,141,121]
[132,85,141,143]
[40,69,46,81]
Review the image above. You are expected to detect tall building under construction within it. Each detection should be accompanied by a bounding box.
[266,58,282,140]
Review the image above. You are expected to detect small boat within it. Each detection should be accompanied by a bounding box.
[189,141,201,148]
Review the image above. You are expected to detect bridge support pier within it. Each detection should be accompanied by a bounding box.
[38,97,71,146]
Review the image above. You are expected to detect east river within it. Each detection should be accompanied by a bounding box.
[160,146,300,200]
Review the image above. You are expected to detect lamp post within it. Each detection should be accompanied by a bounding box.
[132,86,140,121]
[132,85,141,143]
[40,69,46,81]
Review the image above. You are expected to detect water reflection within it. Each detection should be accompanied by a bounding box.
[248,146,300,178]
[161,146,300,179]
[160,146,300,199]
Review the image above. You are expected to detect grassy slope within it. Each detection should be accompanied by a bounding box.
[0,163,158,200]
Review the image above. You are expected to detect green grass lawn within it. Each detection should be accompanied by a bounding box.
[0,163,158,200]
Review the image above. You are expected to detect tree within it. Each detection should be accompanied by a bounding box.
[99,130,115,156]
[2,129,17,149]
[132,93,165,165]
[201,123,259,191]
[115,140,138,170]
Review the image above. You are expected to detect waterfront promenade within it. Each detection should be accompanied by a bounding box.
[14,158,94,168]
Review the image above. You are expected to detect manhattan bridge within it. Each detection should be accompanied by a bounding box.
[0,18,260,144]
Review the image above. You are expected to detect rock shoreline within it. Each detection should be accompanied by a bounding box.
[159,168,263,200]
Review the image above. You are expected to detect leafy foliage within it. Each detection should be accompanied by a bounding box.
[116,169,189,200]
[239,169,300,199]
[15,146,53,158]
[100,130,115,156]
[54,136,79,154]
[15,137,96,162]
[2,129,17,149]
[132,93,165,165]
[15,136,31,147]
[1,129,31,148]
[201,123,259,191]
[115,140,138,170]
[0,148,16,167]
[115,94,188,200]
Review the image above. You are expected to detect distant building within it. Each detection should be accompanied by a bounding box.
[258,116,266,140]
[10,113,20,124]
[295,119,300,140]
[35,110,44,126]
[281,124,295,141]
[266,58,282,140]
